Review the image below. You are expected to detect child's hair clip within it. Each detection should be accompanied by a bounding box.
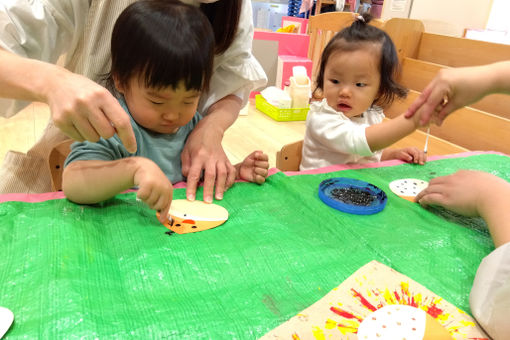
[356,15,365,23]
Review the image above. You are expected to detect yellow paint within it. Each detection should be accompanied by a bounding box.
[339,319,359,330]
[325,319,336,330]
[400,281,410,295]
[414,292,424,305]
[326,318,359,335]
[382,288,398,304]
[336,324,358,335]
[312,326,326,340]
[459,320,475,327]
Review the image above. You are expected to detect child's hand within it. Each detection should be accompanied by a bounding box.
[133,158,173,223]
[383,147,427,165]
[415,170,507,217]
[237,151,269,184]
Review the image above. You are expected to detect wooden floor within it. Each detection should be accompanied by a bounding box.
[0,100,467,169]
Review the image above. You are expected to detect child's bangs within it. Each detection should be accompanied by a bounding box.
[140,46,208,92]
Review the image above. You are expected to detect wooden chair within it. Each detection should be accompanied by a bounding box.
[314,0,337,15]
[307,12,387,81]
[276,140,303,171]
[308,12,355,80]
[48,139,73,191]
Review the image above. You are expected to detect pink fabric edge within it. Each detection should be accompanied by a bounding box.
[272,150,508,176]
[1,151,506,203]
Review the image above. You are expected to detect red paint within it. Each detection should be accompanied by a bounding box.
[393,290,400,301]
[351,289,377,311]
[426,304,444,318]
[182,219,195,224]
[330,307,363,322]
[336,323,359,333]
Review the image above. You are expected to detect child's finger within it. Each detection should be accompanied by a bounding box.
[158,198,172,223]
[417,192,447,208]
[254,167,268,178]
[144,190,160,209]
[255,152,269,162]
[137,186,150,201]
[397,150,412,162]
[254,174,266,184]
[254,160,270,170]
[416,150,425,165]
[225,165,236,190]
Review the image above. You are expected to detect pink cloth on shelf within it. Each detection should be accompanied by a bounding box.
[299,0,314,13]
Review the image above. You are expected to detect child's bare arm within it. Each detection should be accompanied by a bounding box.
[365,113,420,152]
[63,157,172,222]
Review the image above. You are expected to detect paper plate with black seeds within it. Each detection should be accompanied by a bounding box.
[389,178,428,202]
[318,177,387,215]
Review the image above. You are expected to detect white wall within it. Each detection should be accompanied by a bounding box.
[382,0,493,37]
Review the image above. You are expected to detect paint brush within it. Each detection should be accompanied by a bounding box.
[424,126,430,154]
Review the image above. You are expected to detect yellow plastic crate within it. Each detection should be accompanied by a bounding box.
[255,94,309,122]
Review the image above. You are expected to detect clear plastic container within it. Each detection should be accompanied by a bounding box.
[289,75,311,108]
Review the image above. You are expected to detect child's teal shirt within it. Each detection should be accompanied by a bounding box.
[64,98,202,184]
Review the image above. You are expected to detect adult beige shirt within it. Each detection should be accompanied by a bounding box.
[0,0,267,193]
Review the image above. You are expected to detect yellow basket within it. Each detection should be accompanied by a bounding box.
[255,94,309,122]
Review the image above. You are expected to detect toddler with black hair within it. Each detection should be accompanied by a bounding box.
[63,0,269,221]
[300,13,426,171]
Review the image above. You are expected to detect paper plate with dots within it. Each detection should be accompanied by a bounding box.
[357,305,452,340]
[389,178,428,202]
[318,177,387,215]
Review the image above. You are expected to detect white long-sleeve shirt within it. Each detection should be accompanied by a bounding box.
[300,99,384,171]
[470,242,510,340]
[0,0,267,117]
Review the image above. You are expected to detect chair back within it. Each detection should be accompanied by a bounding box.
[48,139,73,191]
[307,12,355,82]
[276,140,304,171]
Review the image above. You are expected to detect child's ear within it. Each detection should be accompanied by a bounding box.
[113,75,124,94]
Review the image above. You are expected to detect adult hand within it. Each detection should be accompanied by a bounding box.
[181,121,236,203]
[182,95,242,203]
[47,67,137,153]
[404,66,494,126]
[134,158,173,223]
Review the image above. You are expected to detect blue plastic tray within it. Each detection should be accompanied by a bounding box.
[318,177,387,215]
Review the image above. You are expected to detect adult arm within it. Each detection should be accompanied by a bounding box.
[405,61,510,126]
[182,0,267,202]
[0,1,136,152]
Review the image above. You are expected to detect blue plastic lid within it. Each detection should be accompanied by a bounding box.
[318,177,387,215]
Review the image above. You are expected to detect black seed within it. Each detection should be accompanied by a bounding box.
[330,187,376,206]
